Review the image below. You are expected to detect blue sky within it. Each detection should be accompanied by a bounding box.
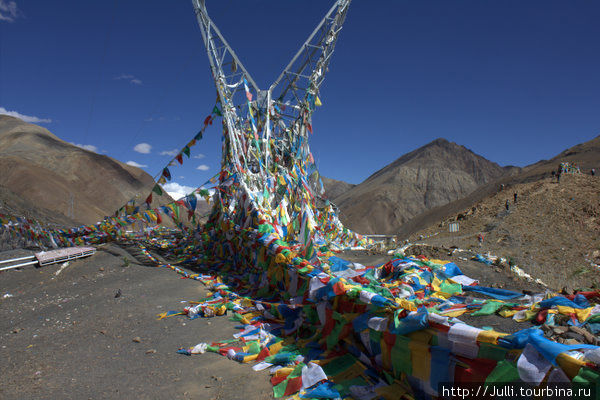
[1,0,599,195]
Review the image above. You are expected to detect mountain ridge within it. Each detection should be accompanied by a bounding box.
[0,115,171,225]
[397,134,600,239]
[333,137,510,234]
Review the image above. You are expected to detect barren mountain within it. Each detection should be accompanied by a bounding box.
[0,115,171,225]
[0,185,75,227]
[335,138,510,234]
[411,174,600,291]
[398,135,600,239]
[321,176,355,202]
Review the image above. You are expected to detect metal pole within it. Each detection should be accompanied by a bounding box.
[0,255,35,265]
[0,260,39,271]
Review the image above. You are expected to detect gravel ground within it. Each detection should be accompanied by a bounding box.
[0,243,271,400]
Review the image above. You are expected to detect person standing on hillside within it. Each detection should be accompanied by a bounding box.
[592,168,596,176]
[478,233,484,247]
[514,192,518,204]
[505,199,510,211]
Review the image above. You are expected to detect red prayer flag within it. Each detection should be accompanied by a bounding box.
[283,376,303,396]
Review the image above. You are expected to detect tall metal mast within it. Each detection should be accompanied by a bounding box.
[192,0,350,178]
[191,0,356,249]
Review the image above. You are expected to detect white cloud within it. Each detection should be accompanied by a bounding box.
[0,106,51,123]
[193,153,205,159]
[133,142,152,154]
[144,115,173,122]
[162,182,195,200]
[126,160,148,168]
[196,164,210,171]
[115,73,142,85]
[160,149,178,156]
[0,1,19,22]
[71,143,98,153]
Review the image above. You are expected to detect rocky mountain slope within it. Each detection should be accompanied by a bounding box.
[517,134,600,181]
[334,138,510,234]
[410,173,600,291]
[0,115,171,225]
[321,176,355,202]
[0,185,76,227]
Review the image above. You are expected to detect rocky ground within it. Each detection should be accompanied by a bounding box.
[410,173,600,291]
[0,244,271,400]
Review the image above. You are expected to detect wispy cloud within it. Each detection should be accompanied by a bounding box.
[160,149,178,156]
[193,153,205,159]
[133,142,152,154]
[0,106,51,124]
[162,182,195,200]
[71,143,98,153]
[196,164,210,171]
[0,1,20,22]
[115,73,143,86]
[144,116,168,122]
[126,160,148,168]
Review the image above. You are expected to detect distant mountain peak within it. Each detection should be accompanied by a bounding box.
[426,137,451,146]
[335,138,509,234]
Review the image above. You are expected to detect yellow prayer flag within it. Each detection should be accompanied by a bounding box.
[477,329,507,344]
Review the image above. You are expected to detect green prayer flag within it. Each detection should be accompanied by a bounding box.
[322,353,357,377]
[326,320,344,349]
[391,337,412,376]
[440,281,462,295]
[273,379,288,398]
[213,105,222,116]
[152,184,163,195]
[472,301,504,316]
[573,366,600,397]
[247,341,261,354]
[478,343,508,361]
[485,360,520,384]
